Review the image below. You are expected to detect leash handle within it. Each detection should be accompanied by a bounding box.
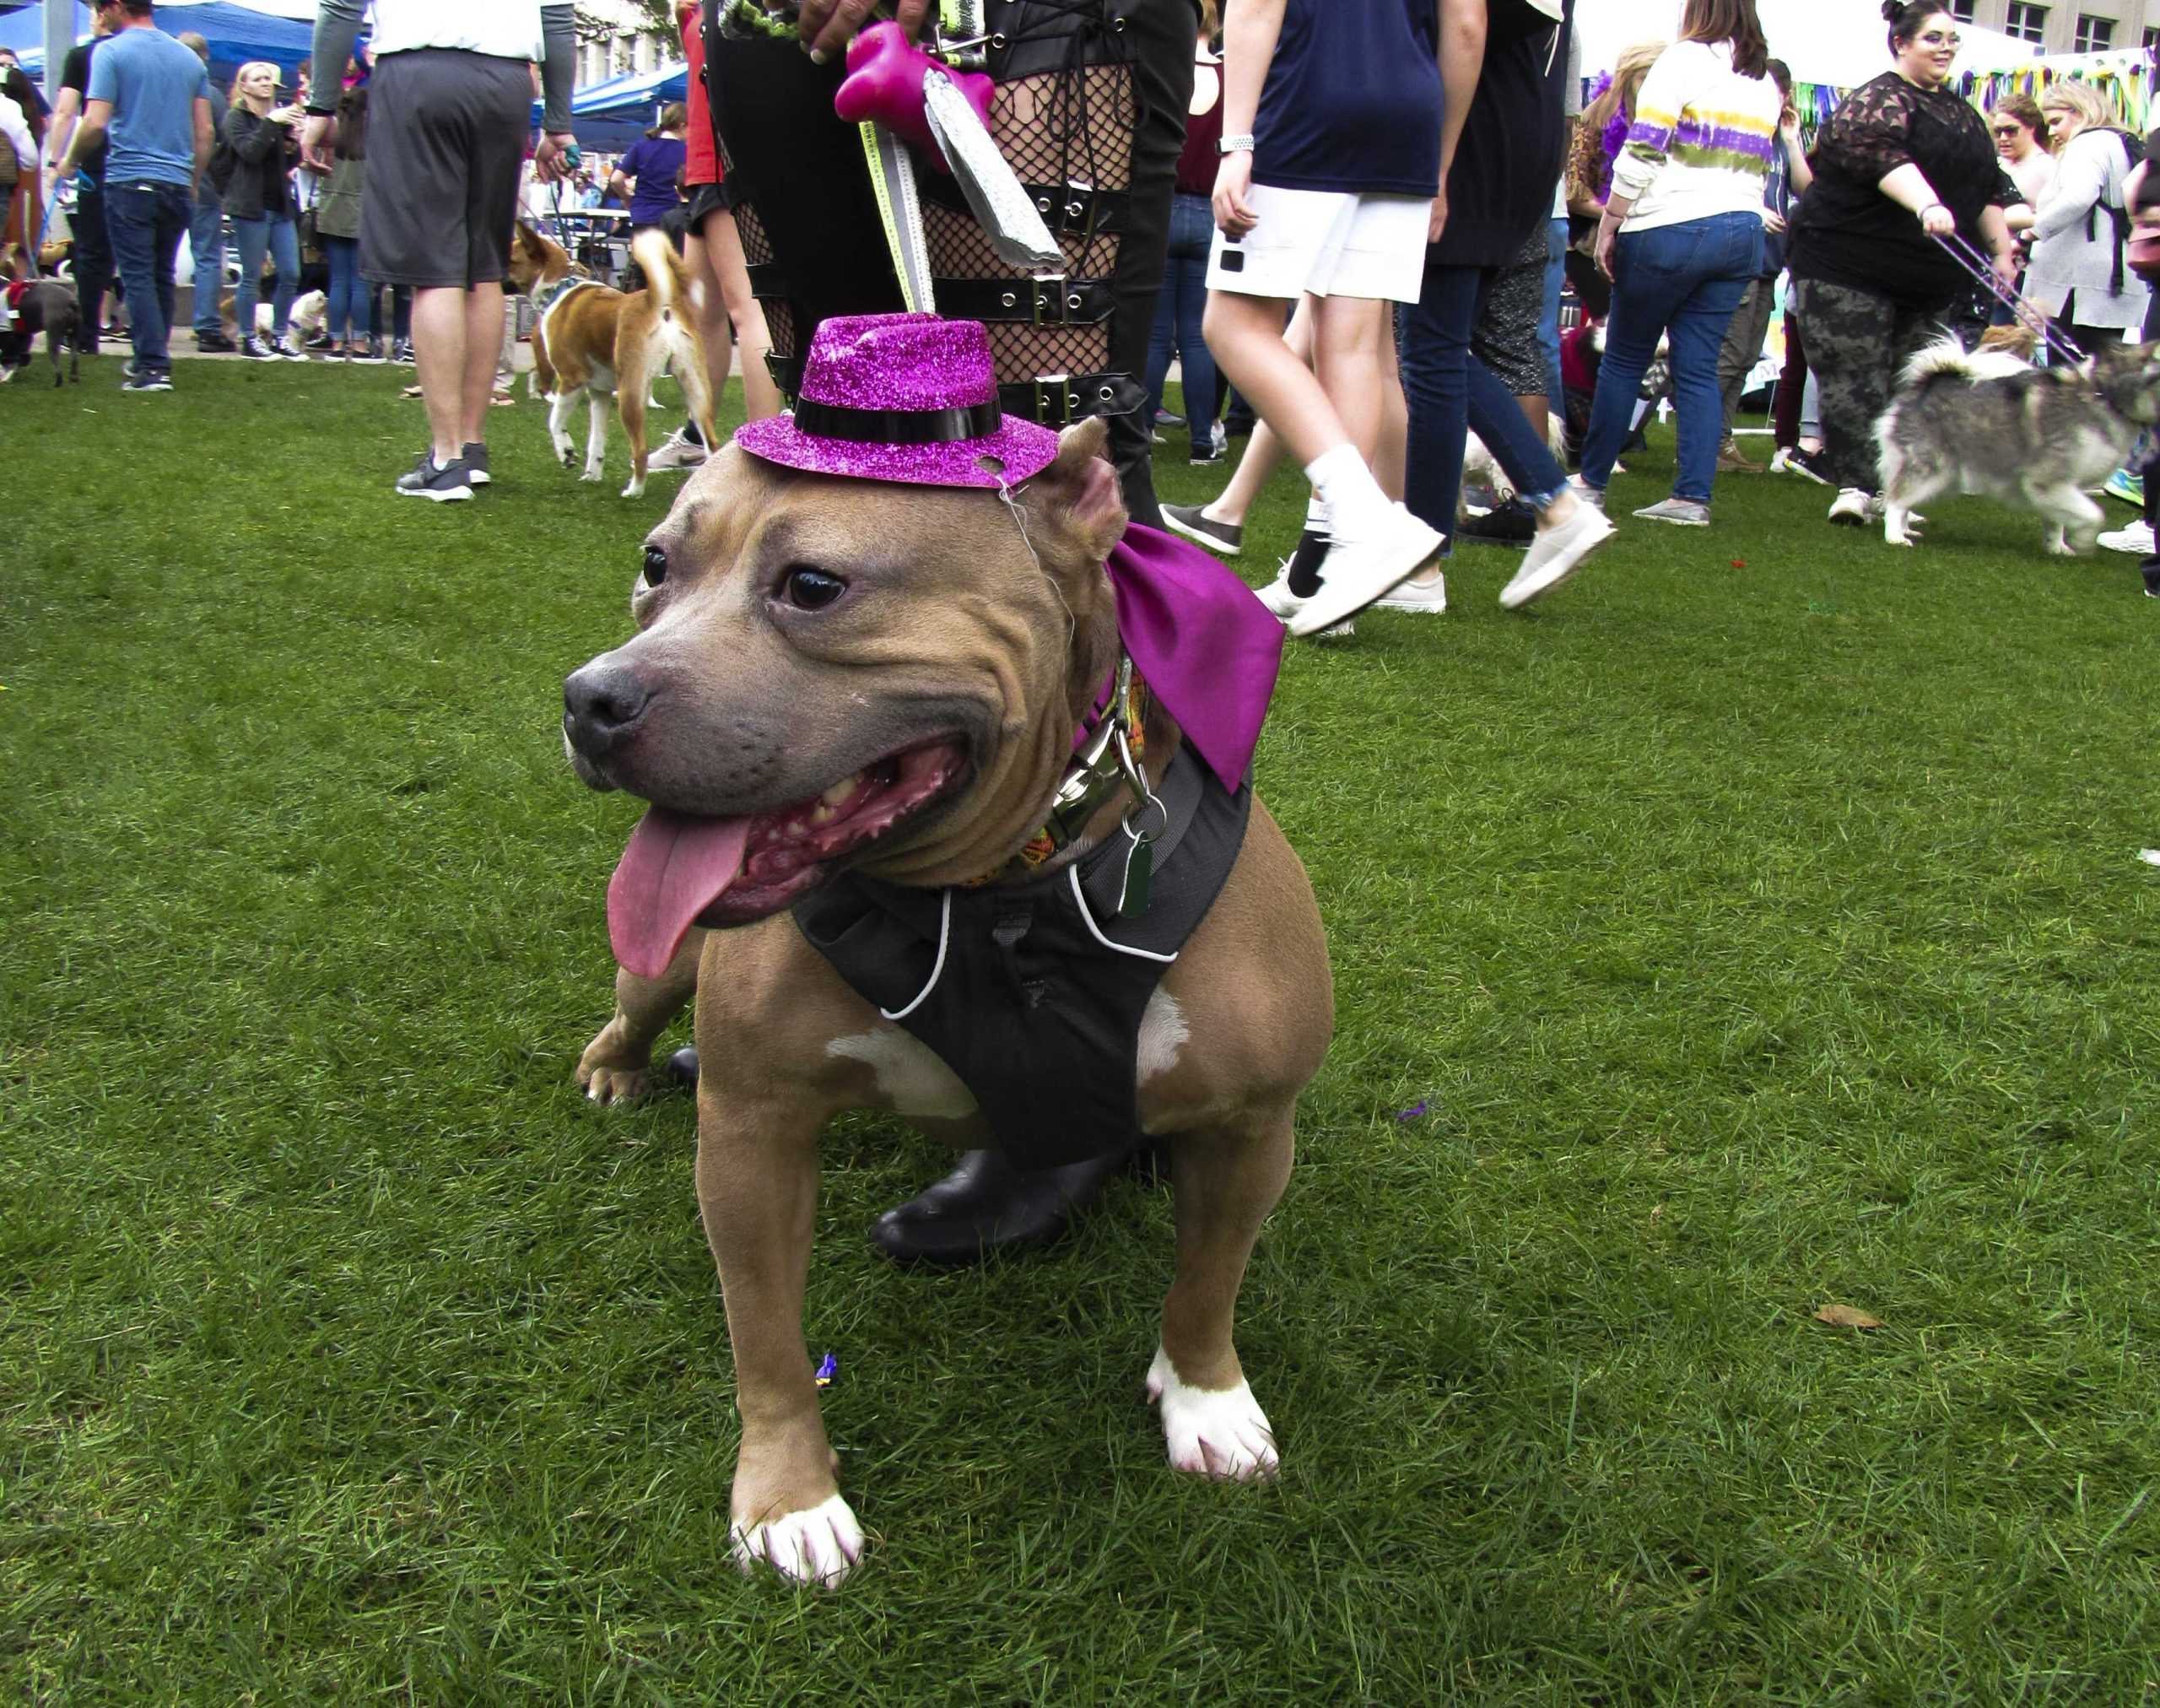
[1930,230,2087,365]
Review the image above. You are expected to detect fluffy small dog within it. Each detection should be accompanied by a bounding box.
[1461,413,1572,511]
[1876,338,2160,553]
[215,287,327,354]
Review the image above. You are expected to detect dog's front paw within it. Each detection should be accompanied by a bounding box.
[730,1493,865,1589]
[620,478,645,499]
[575,1026,651,1105]
[580,468,604,484]
[1148,1346,1279,1483]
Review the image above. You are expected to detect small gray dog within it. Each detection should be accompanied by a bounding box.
[1876,338,2160,553]
[0,279,83,388]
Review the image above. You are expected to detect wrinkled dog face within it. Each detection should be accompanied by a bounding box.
[562,427,1126,928]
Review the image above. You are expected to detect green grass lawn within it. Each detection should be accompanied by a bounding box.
[3,358,2157,1701]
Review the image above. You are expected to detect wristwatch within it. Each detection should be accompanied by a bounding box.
[1218,133,1255,154]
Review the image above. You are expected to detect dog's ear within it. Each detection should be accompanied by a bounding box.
[514,220,548,262]
[1020,419,1128,565]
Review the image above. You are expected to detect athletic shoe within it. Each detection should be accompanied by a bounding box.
[2144,562,2160,597]
[1188,446,1223,467]
[241,336,279,360]
[646,430,708,471]
[193,330,237,354]
[1715,438,1758,473]
[305,331,333,352]
[1773,444,1832,485]
[2098,519,2155,554]
[1828,487,1872,526]
[392,338,415,365]
[1502,501,1615,610]
[395,451,473,502]
[1634,497,1711,527]
[353,337,386,365]
[1374,570,1448,614]
[2104,468,2145,506]
[1154,407,1185,430]
[1161,501,1243,556]
[120,371,172,392]
[1211,419,1228,457]
[460,442,492,487]
[1284,505,1444,637]
[1252,565,1353,637]
[1458,496,1536,546]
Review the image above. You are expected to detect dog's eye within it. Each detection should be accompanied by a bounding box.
[781,565,847,611]
[641,545,667,586]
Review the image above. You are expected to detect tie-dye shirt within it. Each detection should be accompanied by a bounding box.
[1609,40,1780,234]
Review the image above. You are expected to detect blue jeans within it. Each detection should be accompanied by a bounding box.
[1401,260,1572,549]
[103,179,190,374]
[322,235,369,343]
[1580,210,1762,504]
[1143,193,1218,458]
[230,214,300,342]
[1539,215,1568,408]
[187,189,224,336]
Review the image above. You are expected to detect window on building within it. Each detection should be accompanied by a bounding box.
[1948,0,1974,19]
[2146,24,2158,54]
[2074,13,2114,50]
[2006,3,2049,44]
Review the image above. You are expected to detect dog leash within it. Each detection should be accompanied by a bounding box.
[1931,230,2088,365]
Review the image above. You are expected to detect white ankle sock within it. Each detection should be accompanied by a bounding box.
[1304,490,1330,539]
[1303,445,1392,542]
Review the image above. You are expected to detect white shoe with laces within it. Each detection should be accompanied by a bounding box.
[1374,570,1448,613]
[1502,500,1616,609]
[645,430,709,472]
[1253,565,1354,637]
[1828,487,1872,526]
[2098,518,2156,554]
[1283,505,1444,637]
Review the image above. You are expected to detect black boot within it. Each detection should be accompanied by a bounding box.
[870,1148,1129,1267]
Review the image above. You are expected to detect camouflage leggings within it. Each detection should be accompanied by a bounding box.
[1789,277,1953,492]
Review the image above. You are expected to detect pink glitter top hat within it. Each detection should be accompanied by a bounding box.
[735,314,1060,490]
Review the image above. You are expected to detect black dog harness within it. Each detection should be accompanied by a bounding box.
[793,749,1249,1169]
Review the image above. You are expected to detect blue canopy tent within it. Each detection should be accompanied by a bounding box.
[2,0,316,87]
[554,60,689,152]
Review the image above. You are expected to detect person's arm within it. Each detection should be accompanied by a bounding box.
[2030,133,2107,243]
[54,97,110,179]
[307,0,364,116]
[192,92,213,196]
[1211,0,1284,241]
[1976,202,2018,290]
[229,107,284,164]
[43,78,80,176]
[1434,0,1486,243]
[1597,43,1700,273]
[1780,113,1813,195]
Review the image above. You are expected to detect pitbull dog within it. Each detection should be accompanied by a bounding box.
[563,419,1331,1587]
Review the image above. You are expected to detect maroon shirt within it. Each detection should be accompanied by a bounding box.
[1173,51,1223,197]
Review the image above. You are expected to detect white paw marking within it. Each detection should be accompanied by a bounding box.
[621,478,645,499]
[1147,1345,1279,1482]
[1136,990,1188,1084]
[826,1028,978,1118]
[730,1493,864,1588]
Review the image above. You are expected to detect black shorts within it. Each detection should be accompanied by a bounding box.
[361,49,530,289]
[684,181,735,229]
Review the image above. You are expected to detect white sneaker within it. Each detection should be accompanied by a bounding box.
[1374,570,1447,613]
[1828,487,1871,526]
[2098,519,2155,554]
[1253,565,1354,636]
[1283,505,1444,637]
[1502,500,1616,610]
[645,430,709,472]
[1568,475,1606,514]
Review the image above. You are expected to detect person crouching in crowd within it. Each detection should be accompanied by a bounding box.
[221,60,305,360]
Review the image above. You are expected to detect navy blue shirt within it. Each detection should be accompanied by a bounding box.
[1253,0,1441,198]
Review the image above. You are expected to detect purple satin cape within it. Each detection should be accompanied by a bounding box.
[1095,522,1283,788]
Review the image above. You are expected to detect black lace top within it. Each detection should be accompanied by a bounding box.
[1789,72,2018,309]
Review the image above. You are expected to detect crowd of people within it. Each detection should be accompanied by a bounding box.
[8,0,2160,572]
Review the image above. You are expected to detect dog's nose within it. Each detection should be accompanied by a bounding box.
[563,659,654,754]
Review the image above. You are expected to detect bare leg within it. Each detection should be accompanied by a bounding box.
[459,284,505,450]
[684,224,735,429]
[1202,295,1315,526]
[1374,320,1407,503]
[1203,289,1353,472]
[701,208,782,422]
[410,285,469,465]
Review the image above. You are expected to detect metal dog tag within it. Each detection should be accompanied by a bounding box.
[1117,833,1154,920]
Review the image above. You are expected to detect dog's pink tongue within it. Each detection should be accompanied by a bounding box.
[608,807,751,979]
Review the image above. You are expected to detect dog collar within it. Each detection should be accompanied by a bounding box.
[977,651,1158,892]
[531,273,599,319]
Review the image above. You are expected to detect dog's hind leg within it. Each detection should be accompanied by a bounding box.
[619,385,650,500]
[575,927,705,1104]
[2032,481,2103,554]
[1150,1107,1295,1482]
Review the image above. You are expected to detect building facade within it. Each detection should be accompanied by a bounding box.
[573,0,678,89]
[1951,0,2156,57]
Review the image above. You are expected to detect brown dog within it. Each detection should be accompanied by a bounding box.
[509,223,718,499]
[563,420,1332,1587]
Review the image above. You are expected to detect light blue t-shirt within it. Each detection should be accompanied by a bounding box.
[86,26,211,189]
